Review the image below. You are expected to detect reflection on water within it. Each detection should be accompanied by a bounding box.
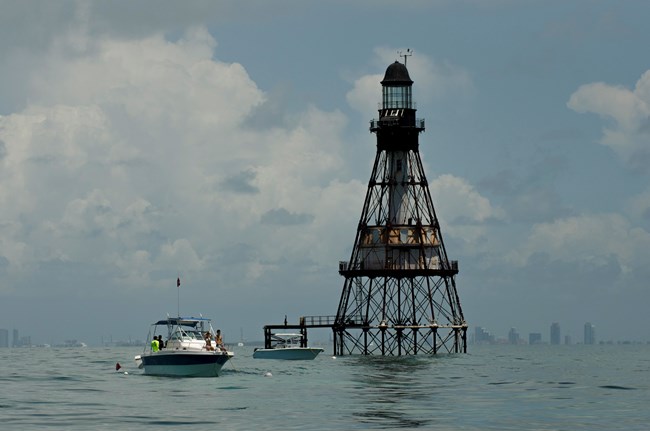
[347,355,460,428]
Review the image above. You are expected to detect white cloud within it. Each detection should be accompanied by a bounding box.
[346,73,383,118]
[510,213,650,275]
[31,26,264,136]
[0,23,361,297]
[429,174,505,249]
[158,238,204,271]
[431,174,505,224]
[567,71,650,167]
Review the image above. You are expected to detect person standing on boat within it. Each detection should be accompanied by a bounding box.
[157,335,165,349]
[151,336,159,352]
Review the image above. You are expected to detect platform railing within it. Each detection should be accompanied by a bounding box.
[340,259,458,272]
[300,315,337,327]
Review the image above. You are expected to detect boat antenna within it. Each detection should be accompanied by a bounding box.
[176,276,181,317]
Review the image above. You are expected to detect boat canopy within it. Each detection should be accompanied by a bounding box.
[153,317,211,326]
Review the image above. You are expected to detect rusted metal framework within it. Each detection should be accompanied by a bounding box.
[333,61,467,356]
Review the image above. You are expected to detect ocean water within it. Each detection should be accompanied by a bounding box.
[1,343,649,430]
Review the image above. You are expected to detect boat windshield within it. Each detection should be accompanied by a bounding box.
[169,327,204,341]
[271,333,303,348]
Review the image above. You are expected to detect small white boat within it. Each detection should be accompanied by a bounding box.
[253,333,324,360]
[136,317,233,377]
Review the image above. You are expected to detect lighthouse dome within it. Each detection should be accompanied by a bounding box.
[381,61,413,86]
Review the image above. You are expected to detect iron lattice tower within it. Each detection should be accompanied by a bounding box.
[333,61,467,356]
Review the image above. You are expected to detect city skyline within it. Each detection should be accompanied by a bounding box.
[473,320,608,345]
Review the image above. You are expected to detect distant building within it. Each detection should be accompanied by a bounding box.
[529,332,542,345]
[0,329,8,348]
[564,335,571,345]
[475,327,494,344]
[19,336,31,347]
[10,329,32,348]
[584,322,596,345]
[508,328,520,345]
[550,322,561,345]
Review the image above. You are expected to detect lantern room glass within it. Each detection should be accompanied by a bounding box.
[382,85,412,109]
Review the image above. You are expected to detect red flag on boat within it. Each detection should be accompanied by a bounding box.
[177,277,180,287]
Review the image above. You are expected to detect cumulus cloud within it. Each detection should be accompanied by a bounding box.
[568,71,650,170]
[346,72,382,118]
[509,213,650,278]
[428,174,505,251]
[431,174,505,224]
[0,23,355,297]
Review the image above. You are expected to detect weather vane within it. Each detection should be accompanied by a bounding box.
[398,48,413,67]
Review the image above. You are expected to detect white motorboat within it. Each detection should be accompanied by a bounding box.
[253,333,324,360]
[135,316,233,377]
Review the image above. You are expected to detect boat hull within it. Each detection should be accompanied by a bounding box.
[141,351,232,377]
[253,347,324,360]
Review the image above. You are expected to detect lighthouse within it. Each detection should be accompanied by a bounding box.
[333,60,467,356]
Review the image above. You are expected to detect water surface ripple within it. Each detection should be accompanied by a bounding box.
[1,344,648,430]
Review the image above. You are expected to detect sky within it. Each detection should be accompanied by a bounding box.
[1,0,650,346]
